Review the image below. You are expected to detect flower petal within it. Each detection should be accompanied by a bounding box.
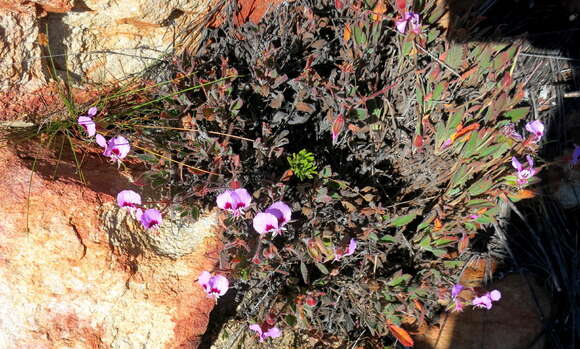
[395,18,407,33]
[210,275,229,296]
[253,212,279,235]
[264,326,282,339]
[265,201,291,226]
[249,324,263,336]
[346,238,357,256]
[116,190,141,208]
[489,290,501,301]
[96,134,107,148]
[77,116,96,137]
[451,284,464,299]
[216,190,234,210]
[140,208,162,229]
[87,107,98,117]
[233,188,252,208]
[511,156,523,171]
[198,271,211,289]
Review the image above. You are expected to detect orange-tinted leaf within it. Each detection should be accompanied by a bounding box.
[434,218,443,231]
[343,24,351,42]
[512,189,536,200]
[371,0,387,21]
[281,169,294,182]
[458,233,469,254]
[450,123,480,141]
[295,102,315,113]
[387,321,414,347]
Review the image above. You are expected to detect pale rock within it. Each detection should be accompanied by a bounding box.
[0,142,222,348]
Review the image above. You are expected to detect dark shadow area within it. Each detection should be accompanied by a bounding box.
[444,0,580,348]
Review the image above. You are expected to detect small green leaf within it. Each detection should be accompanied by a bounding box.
[315,262,329,274]
[504,107,529,122]
[390,213,417,227]
[380,235,396,243]
[388,274,412,287]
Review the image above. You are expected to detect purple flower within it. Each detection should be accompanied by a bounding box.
[334,238,357,261]
[140,208,162,230]
[512,155,536,186]
[571,144,580,166]
[472,289,501,310]
[77,116,96,137]
[525,120,544,143]
[253,212,279,235]
[451,284,464,299]
[502,123,523,142]
[249,324,282,342]
[116,190,141,209]
[96,134,130,162]
[265,201,292,227]
[198,271,229,298]
[395,12,421,34]
[216,188,252,216]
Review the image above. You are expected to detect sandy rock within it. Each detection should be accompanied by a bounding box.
[0,0,220,119]
[0,141,222,348]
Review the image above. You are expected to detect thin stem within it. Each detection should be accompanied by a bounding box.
[131,143,220,176]
[132,124,255,142]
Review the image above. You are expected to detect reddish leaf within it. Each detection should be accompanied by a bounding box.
[334,0,344,10]
[280,169,294,182]
[413,134,423,149]
[387,320,414,347]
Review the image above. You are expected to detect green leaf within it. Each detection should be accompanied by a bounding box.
[388,274,412,287]
[445,45,464,70]
[468,179,494,196]
[449,165,469,188]
[300,262,309,284]
[443,260,464,268]
[504,107,529,122]
[390,213,417,227]
[380,235,396,243]
[467,199,495,207]
[353,25,366,45]
[285,314,297,327]
[315,262,329,274]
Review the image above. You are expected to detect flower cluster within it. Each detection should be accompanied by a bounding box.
[395,12,420,34]
[253,201,292,236]
[504,120,544,187]
[216,188,251,216]
[116,190,163,230]
[76,107,131,164]
[450,283,502,312]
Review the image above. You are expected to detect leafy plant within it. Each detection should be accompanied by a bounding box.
[287,149,318,181]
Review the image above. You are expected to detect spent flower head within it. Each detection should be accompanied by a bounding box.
[198,271,229,299]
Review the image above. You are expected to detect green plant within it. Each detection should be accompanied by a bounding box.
[287,149,318,181]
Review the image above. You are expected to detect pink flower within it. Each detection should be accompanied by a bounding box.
[472,289,501,310]
[334,238,357,261]
[525,120,544,143]
[512,155,536,186]
[265,201,292,227]
[198,271,229,298]
[140,208,162,230]
[502,123,523,142]
[395,12,421,34]
[96,134,130,161]
[216,188,252,216]
[116,190,141,209]
[77,116,96,137]
[249,324,282,342]
[253,212,279,235]
[571,144,580,166]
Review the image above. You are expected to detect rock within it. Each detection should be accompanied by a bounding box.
[415,274,551,349]
[0,0,220,119]
[0,141,222,348]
